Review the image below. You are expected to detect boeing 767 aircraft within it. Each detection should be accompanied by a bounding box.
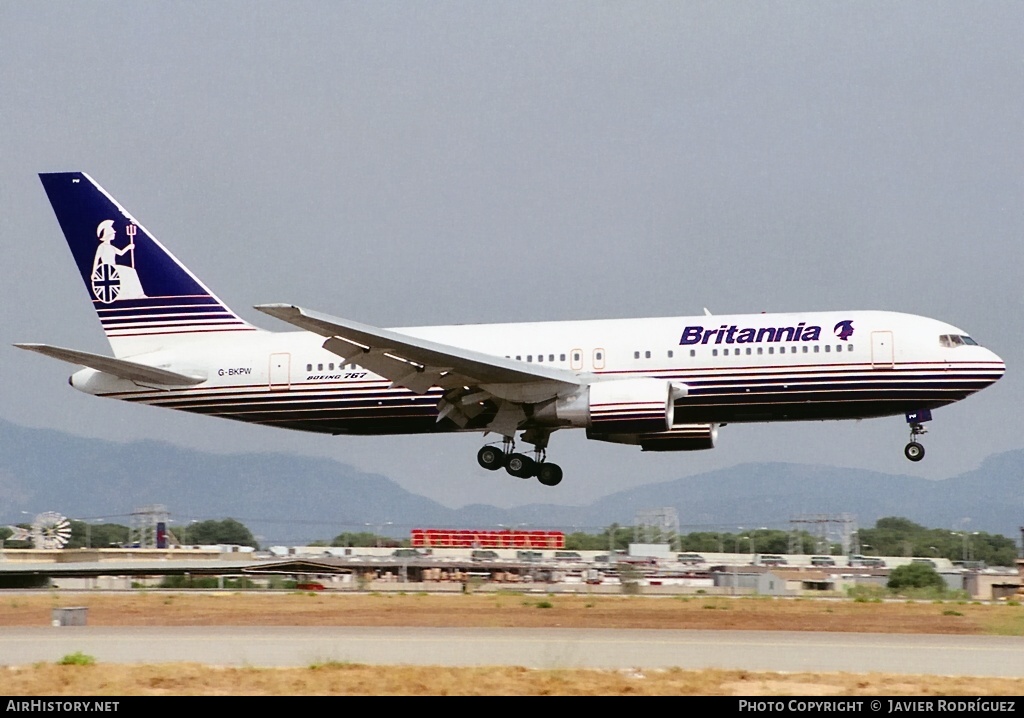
[17,172,1005,486]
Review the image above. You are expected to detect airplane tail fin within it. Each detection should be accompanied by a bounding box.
[38,172,258,358]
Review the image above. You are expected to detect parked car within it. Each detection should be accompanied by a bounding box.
[810,556,836,567]
[849,554,886,568]
[755,554,788,566]
[392,548,425,558]
[677,553,705,564]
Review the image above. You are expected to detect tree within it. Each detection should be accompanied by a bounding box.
[187,519,257,548]
[66,521,130,549]
[331,531,380,548]
[887,563,946,592]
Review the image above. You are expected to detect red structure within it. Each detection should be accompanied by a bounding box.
[411,528,565,549]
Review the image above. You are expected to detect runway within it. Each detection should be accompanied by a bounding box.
[1,627,1021,677]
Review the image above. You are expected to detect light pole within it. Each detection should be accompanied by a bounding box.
[85,519,103,549]
[957,518,972,561]
[733,529,745,595]
[373,521,393,548]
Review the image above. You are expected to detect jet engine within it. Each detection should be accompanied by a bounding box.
[586,423,718,452]
[532,378,686,434]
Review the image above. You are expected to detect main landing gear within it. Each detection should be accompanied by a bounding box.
[477,438,564,486]
[903,409,932,462]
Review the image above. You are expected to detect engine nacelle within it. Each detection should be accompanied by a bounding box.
[534,378,684,434]
[587,423,718,452]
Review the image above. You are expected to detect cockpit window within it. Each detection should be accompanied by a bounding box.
[939,334,979,348]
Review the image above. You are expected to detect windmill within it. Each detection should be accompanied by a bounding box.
[5,512,72,549]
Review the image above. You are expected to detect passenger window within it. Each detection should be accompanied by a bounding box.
[689,349,696,357]
[317,363,323,371]
[712,349,718,356]
[549,354,554,362]
[560,354,566,361]
[768,347,774,354]
[645,351,651,359]
[746,348,751,355]
[527,355,533,362]
[824,345,830,352]
[571,350,583,371]
[814,345,820,353]
[667,350,674,358]
[836,345,842,352]
[757,347,763,355]
[306,364,312,372]
[593,349,605,370]
[634,351,640,359]
[802,346,808,353]
[847,344,853,352]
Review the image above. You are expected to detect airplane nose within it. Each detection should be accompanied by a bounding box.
[987,349,1006,381]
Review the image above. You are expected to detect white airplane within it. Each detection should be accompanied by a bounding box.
[18,172,1006,487]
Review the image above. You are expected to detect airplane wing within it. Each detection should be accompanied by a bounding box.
[254,304,584,434]
[13,343,207,387]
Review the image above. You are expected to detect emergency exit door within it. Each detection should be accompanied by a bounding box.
[269,353,291,390]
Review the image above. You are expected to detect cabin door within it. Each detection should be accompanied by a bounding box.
[870,331,894,369]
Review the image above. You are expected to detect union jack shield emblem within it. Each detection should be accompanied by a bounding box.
[91,263,121,303]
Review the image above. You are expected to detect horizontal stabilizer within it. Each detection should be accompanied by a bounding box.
[14,343,206,386]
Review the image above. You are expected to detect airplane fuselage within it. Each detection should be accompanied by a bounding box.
[69,309,1003,437]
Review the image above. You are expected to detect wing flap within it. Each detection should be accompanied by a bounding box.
[14,343,206,387]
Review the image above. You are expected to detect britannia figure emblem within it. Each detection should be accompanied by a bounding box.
[91,220,147,303]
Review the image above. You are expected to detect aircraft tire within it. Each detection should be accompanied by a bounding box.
[904,442,925,462]
[505,453,536,479]
[537,463,563,487]
[477,446,505,471]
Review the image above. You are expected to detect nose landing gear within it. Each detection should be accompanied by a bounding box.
[903,410,931,462]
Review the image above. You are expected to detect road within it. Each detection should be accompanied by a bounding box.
[1,626,1021,677]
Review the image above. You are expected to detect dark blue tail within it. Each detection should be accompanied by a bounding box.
[39,172,256,356]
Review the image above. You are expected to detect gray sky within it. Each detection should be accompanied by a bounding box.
[2,2,1022,511]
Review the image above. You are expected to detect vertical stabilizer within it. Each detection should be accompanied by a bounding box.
[38,172,257,357]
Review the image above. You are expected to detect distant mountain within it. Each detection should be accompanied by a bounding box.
[0,419,1021,543]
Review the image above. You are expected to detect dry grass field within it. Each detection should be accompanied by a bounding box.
[2,590,1023,695]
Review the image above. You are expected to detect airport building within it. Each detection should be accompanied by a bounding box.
[1,542,1021,601]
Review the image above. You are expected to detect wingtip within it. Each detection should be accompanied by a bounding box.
[253,304,305,322]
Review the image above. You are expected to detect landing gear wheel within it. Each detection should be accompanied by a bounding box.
[477,446,505,471]
[537,463,563,487]
[505,453,536,479]
[904,441,925,462]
